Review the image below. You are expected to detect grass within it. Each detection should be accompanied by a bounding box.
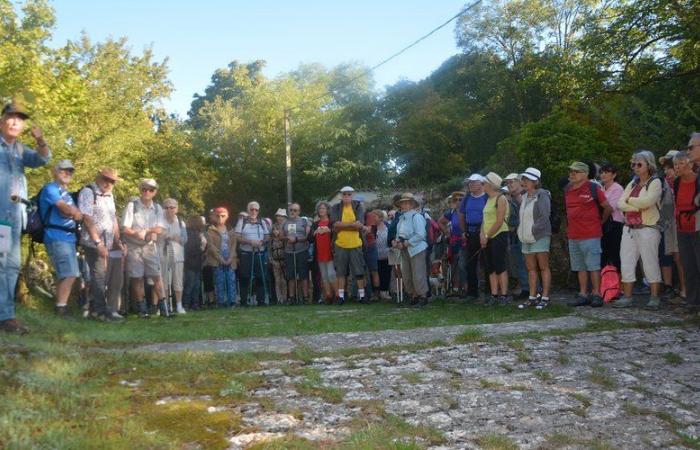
[663,352,684,365]
[475,433,519,450]
[15,298,571,347]
[294,367,345,404]
[588,364,617,390]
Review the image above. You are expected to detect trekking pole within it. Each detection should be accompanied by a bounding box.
[257,250,270,305]
[293,250,299,305]
[166,241,174,314]
[247,251,255,306]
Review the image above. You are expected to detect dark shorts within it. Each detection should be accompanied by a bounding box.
[285,252,309,280]
[202,265,215,293]
[333,245,365,278]
[483,232,509,275]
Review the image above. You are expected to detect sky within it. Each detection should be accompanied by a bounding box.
[49,0,467,118]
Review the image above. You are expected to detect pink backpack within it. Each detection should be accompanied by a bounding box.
[600,264,621,303]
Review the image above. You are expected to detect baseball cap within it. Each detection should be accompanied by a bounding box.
[54,160,75,171]
[1,102,30,120]
[464,173,486,183]
[339,186,355,193]
[139,178,158,189]
[568,161,589,173]
[504,173,520,181]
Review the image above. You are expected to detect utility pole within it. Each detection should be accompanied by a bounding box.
[284,108,292,206]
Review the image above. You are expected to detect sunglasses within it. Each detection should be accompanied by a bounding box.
[165,206,177,209]
[630,162,644,169]
[141,188,156,192]
[249,208,259,211]
[342,193,352,196]
[289,208,300,212]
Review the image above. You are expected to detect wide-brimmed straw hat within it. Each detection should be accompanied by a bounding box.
[484,172,503,189]
[394,192,420,208]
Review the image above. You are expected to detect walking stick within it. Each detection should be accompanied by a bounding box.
[257,250,270,305]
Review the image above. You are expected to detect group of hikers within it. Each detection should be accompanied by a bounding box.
[2,101,700,334]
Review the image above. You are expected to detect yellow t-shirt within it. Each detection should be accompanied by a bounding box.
[335,204,362,249]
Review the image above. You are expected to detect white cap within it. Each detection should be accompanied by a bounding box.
[504,173,519,181]
[520,167,542,181]
[339,186,355,193]
[464,173,486,184]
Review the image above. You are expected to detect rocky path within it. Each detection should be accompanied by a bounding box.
[136,308,700,449]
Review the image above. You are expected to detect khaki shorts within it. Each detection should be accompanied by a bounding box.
[126,243,161,279]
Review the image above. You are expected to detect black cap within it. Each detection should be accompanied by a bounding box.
[1,103,30,120]
[599,162,618,173]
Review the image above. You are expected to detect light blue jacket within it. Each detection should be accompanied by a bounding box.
[396,209,428,257]
[0,136,51,237]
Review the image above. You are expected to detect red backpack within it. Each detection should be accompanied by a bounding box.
[600,264,621,303]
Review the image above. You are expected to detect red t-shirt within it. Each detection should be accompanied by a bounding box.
[565,182,607,239]
[314,219,333,262]
[675,178,697,233]
[364,213,377,246]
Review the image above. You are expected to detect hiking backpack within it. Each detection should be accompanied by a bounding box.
[600,264,622,303]
[24,184,94,244]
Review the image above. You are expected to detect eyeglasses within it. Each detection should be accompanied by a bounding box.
[630,162,644,169]
[249,208,259,211]
[101,178,116,185]
[165,206,177,209]
[59,168,74,174]
[688,144,700,151]
[289,208,300,212]
[341,193,352,197]
[141,188,156,193]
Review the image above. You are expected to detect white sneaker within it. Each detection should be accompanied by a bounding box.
[176,304,186,314]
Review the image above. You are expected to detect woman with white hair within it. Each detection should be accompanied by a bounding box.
[516,168,552,309]
[614,150,663,309]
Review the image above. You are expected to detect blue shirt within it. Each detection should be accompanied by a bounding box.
[458,193,488,233]
[39,182,77,243]
[443,209,462,238]
[0,136,50,237]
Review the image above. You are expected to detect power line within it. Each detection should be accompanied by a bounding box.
[286,0,482,114]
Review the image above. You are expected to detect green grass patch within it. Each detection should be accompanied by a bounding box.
[294,367,345,404]
[15,299,571,346]
[588,365,617,390]
[453,327,485,344]
[663,352,684,365]
[475,433,519,450]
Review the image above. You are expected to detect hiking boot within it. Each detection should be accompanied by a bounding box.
[660,285,676,301]
[336,297,345,306]
[485,295,499,307]
[149,303,158,317]
[644,296,661,311]
[535,297,550,310]
[137,300,150,319]
[613,296,635,308]
[589,295,604,308]
[567,293,591,307]
[408,297,419,307]
[358,297,369,305]
[0,319,29,335]
[518,296,539,309]
[158,299,172,318]
[54,305,69,317]
[413,297,428,308]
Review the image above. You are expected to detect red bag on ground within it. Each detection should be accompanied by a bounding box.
[600,264,621,303]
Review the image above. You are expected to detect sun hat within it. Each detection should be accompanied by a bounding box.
[99,167,121,182]
[484,172,503,189]
[504,173,520,181]
[339,186,355,193]
[274,208,288,217]
[394,192,420,208]
[520,167,541,181]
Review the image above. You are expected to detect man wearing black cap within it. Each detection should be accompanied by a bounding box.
[0,102,50,334]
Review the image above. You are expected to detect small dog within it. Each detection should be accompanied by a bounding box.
[429,262,445,297]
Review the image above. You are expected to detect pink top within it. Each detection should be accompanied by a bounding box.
[604,182,624,223]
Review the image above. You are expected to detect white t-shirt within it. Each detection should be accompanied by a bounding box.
[234,218,269,252]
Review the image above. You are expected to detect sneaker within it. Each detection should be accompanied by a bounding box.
[176,305,186,314]
[413,297,428,308]
[632,284,650,295]
[518,296,540,309]
[644,296,661,311]
[137,300,150,319]
[498,295,512,306]
[358,297,369,305]
[613,296,635,308]
[0,318,29,335]
[408,297,419,307]
[535,297,550,310]
[110,312,125,321]
[589,295,604,308]
[567,293,591,307]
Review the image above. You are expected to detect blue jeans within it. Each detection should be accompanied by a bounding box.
[183,268,201,308]
[214,265,236,306]
[0,224,21,321]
